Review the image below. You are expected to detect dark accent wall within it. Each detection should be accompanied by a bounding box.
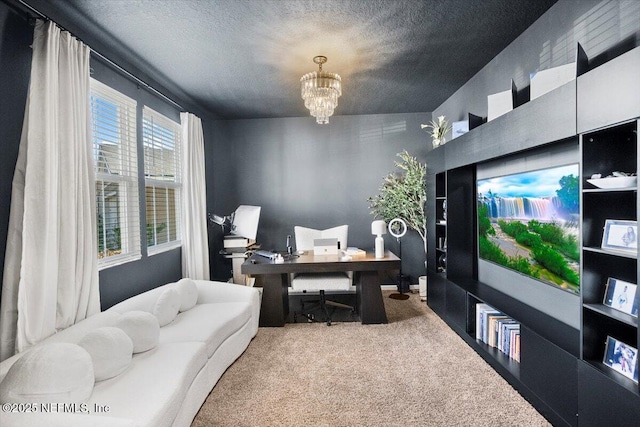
[433,0,640,122]
[206,113,430,283]
[0,3,31,308]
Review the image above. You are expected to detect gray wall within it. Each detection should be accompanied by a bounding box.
[433,0,640,122]
[206,113,430,283]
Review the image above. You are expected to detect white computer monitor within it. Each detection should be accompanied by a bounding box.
[231,205,261,240]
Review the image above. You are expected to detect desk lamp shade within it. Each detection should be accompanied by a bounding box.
[371,220,387,258]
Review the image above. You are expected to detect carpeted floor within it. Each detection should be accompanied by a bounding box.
[192,291,551,426]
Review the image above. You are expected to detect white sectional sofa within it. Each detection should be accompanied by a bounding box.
[0,279,261,427]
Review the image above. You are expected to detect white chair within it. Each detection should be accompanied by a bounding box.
[291,225,355,325]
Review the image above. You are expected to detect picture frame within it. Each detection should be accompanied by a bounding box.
[603,336,639,383]
[603,278,638,317]
[601,220,637,253]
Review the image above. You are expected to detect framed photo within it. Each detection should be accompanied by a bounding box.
[601,220,637,253]
[603,278,638,317]
[603,336,638,383]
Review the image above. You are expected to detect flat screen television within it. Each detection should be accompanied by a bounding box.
[477,164,580,294]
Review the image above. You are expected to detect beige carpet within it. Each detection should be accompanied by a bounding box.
[192,291,550,427]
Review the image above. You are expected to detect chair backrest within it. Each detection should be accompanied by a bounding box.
[294,225,348,252]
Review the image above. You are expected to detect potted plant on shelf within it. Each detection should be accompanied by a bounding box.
[368,150,428,300]
[421,115,452,148]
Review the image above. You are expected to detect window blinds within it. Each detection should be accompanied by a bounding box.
[143,106,182,253]
[90,79,141,269]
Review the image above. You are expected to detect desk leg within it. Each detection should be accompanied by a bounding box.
[255,274,289,327]
[357,271,388,324]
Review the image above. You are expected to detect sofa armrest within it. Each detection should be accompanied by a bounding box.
[1,412,138,427]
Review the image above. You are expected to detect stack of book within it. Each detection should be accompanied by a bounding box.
[221,235,258,254]
[475,303,520,363]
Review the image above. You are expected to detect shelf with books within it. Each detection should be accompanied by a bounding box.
[474,301,521,363]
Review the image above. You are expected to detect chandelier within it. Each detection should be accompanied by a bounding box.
[300,56,342,124]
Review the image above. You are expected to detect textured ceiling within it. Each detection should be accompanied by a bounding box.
[44,0,557,120]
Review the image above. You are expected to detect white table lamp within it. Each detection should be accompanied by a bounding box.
[371,220,387,258]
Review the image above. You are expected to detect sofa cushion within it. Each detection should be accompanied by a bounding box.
[0,343,94,404]
[88,342,207,427]
[175,278,198,312]
[159,302,252,358]
[153,288,180,326]
[79,327,133,381]
[116,311,160,353]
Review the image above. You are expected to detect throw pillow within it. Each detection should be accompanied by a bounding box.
[116,311,160,353]
[153,287,180,326]
[78,327,133,382]
[175,278,198,312]
[0,343,94,403]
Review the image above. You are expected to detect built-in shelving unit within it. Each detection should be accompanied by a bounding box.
[435,172,447,273]
[579,119,639,425]
[425,46,640,427]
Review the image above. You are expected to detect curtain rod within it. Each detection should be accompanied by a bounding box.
[17,0,184,110]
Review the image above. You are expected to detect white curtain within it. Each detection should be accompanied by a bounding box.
[0,20,99,361]
[180,112,210,280]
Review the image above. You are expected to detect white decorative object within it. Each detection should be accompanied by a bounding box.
[116,311,160,353]
[419,275,427,301]
[300,56,342,124]
[371,220,387,258]
[0,343,94,404]
[451,120,469,139]
[79,327,133,381]
[587,176,637,189]
[487,88,513,121]
[530,62,576,100]
[152,288,181,326]
[421,115,452,148]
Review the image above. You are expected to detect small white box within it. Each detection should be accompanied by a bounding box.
[451,120,469,139]
[530,63,576,100]
[313,238,338,255]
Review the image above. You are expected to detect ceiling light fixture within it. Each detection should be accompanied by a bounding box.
[300,56,342,124]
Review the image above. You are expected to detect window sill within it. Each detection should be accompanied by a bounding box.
[147,241,182,256]
[98,253,142,271]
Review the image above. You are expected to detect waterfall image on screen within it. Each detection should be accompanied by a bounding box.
[477,164,580,294]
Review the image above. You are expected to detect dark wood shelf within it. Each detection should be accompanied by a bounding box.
[583,303,638,328]
[583,187,637,193]
[583,246,638,260]
[582,359,640,396]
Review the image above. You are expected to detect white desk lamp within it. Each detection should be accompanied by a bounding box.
[371,220,387,258]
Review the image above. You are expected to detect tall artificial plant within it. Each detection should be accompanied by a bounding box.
[368,151,427,256]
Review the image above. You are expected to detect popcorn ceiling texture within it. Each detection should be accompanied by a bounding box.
[43,0,556,119]
[192,291,551,426]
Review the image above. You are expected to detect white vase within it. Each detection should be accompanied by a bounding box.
[419,276,427,301]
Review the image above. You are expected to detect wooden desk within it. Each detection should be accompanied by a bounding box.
[241,251,400,326]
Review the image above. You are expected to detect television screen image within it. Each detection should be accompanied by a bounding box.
[477,164,580,294]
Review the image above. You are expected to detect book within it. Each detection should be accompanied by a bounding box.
[223,235,256,248]
[345,247,366,257]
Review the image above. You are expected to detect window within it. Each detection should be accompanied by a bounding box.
[143,106,182,254]
[90,79,141,269]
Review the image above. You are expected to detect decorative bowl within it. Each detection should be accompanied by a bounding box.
[587,176,637,189]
